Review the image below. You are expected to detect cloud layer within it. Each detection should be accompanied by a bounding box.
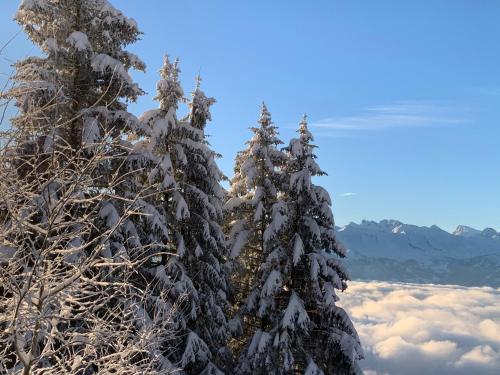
[339,281,500,375]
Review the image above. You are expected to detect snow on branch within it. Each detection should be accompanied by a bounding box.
[282,292,310,331]
[66,31,91,52]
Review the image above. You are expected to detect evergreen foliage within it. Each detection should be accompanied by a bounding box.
[174,77,231,375]
[0,2,363,374]
[229,115,363,374]
[224,103,287,360]
[141,64,232,374]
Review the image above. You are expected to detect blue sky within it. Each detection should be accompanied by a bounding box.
[1,0,499,232]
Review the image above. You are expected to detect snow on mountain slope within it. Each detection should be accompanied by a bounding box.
[452,225,482,238]
[336,220,500,287]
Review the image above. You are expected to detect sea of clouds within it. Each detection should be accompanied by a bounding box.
[340,281,500,375]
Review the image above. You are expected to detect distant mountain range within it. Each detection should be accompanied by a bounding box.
[336,220,500,287]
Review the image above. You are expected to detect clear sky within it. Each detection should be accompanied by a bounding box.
[1,0,499,232]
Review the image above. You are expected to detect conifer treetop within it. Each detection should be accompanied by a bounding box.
[8,0,148,147]
[258,102,272,127]
[189,75,216,128]
[298,113,314,142]
[15,0,145,96]
[155,55,184,112]
[288,115,325,179]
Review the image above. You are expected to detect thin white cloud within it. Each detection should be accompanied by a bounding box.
[340,192,357,197]
[339,281,500,375]
[473,87,500,97]
[311,101,468,132]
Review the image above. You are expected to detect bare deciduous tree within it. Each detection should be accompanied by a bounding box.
[0,112,179,373]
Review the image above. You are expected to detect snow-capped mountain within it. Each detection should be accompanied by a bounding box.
[336,220,500,287]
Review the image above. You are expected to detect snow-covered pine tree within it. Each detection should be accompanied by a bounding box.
[138,56,207,372]
[166,76,231,374]
[233,115,363,375]
[132,55,184,283]
[0,1,176,373]
[224,103,287,359]
[279,115,363,374]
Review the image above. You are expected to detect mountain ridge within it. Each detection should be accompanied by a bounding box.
[338,219,499,238]
[336,219,500,287]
